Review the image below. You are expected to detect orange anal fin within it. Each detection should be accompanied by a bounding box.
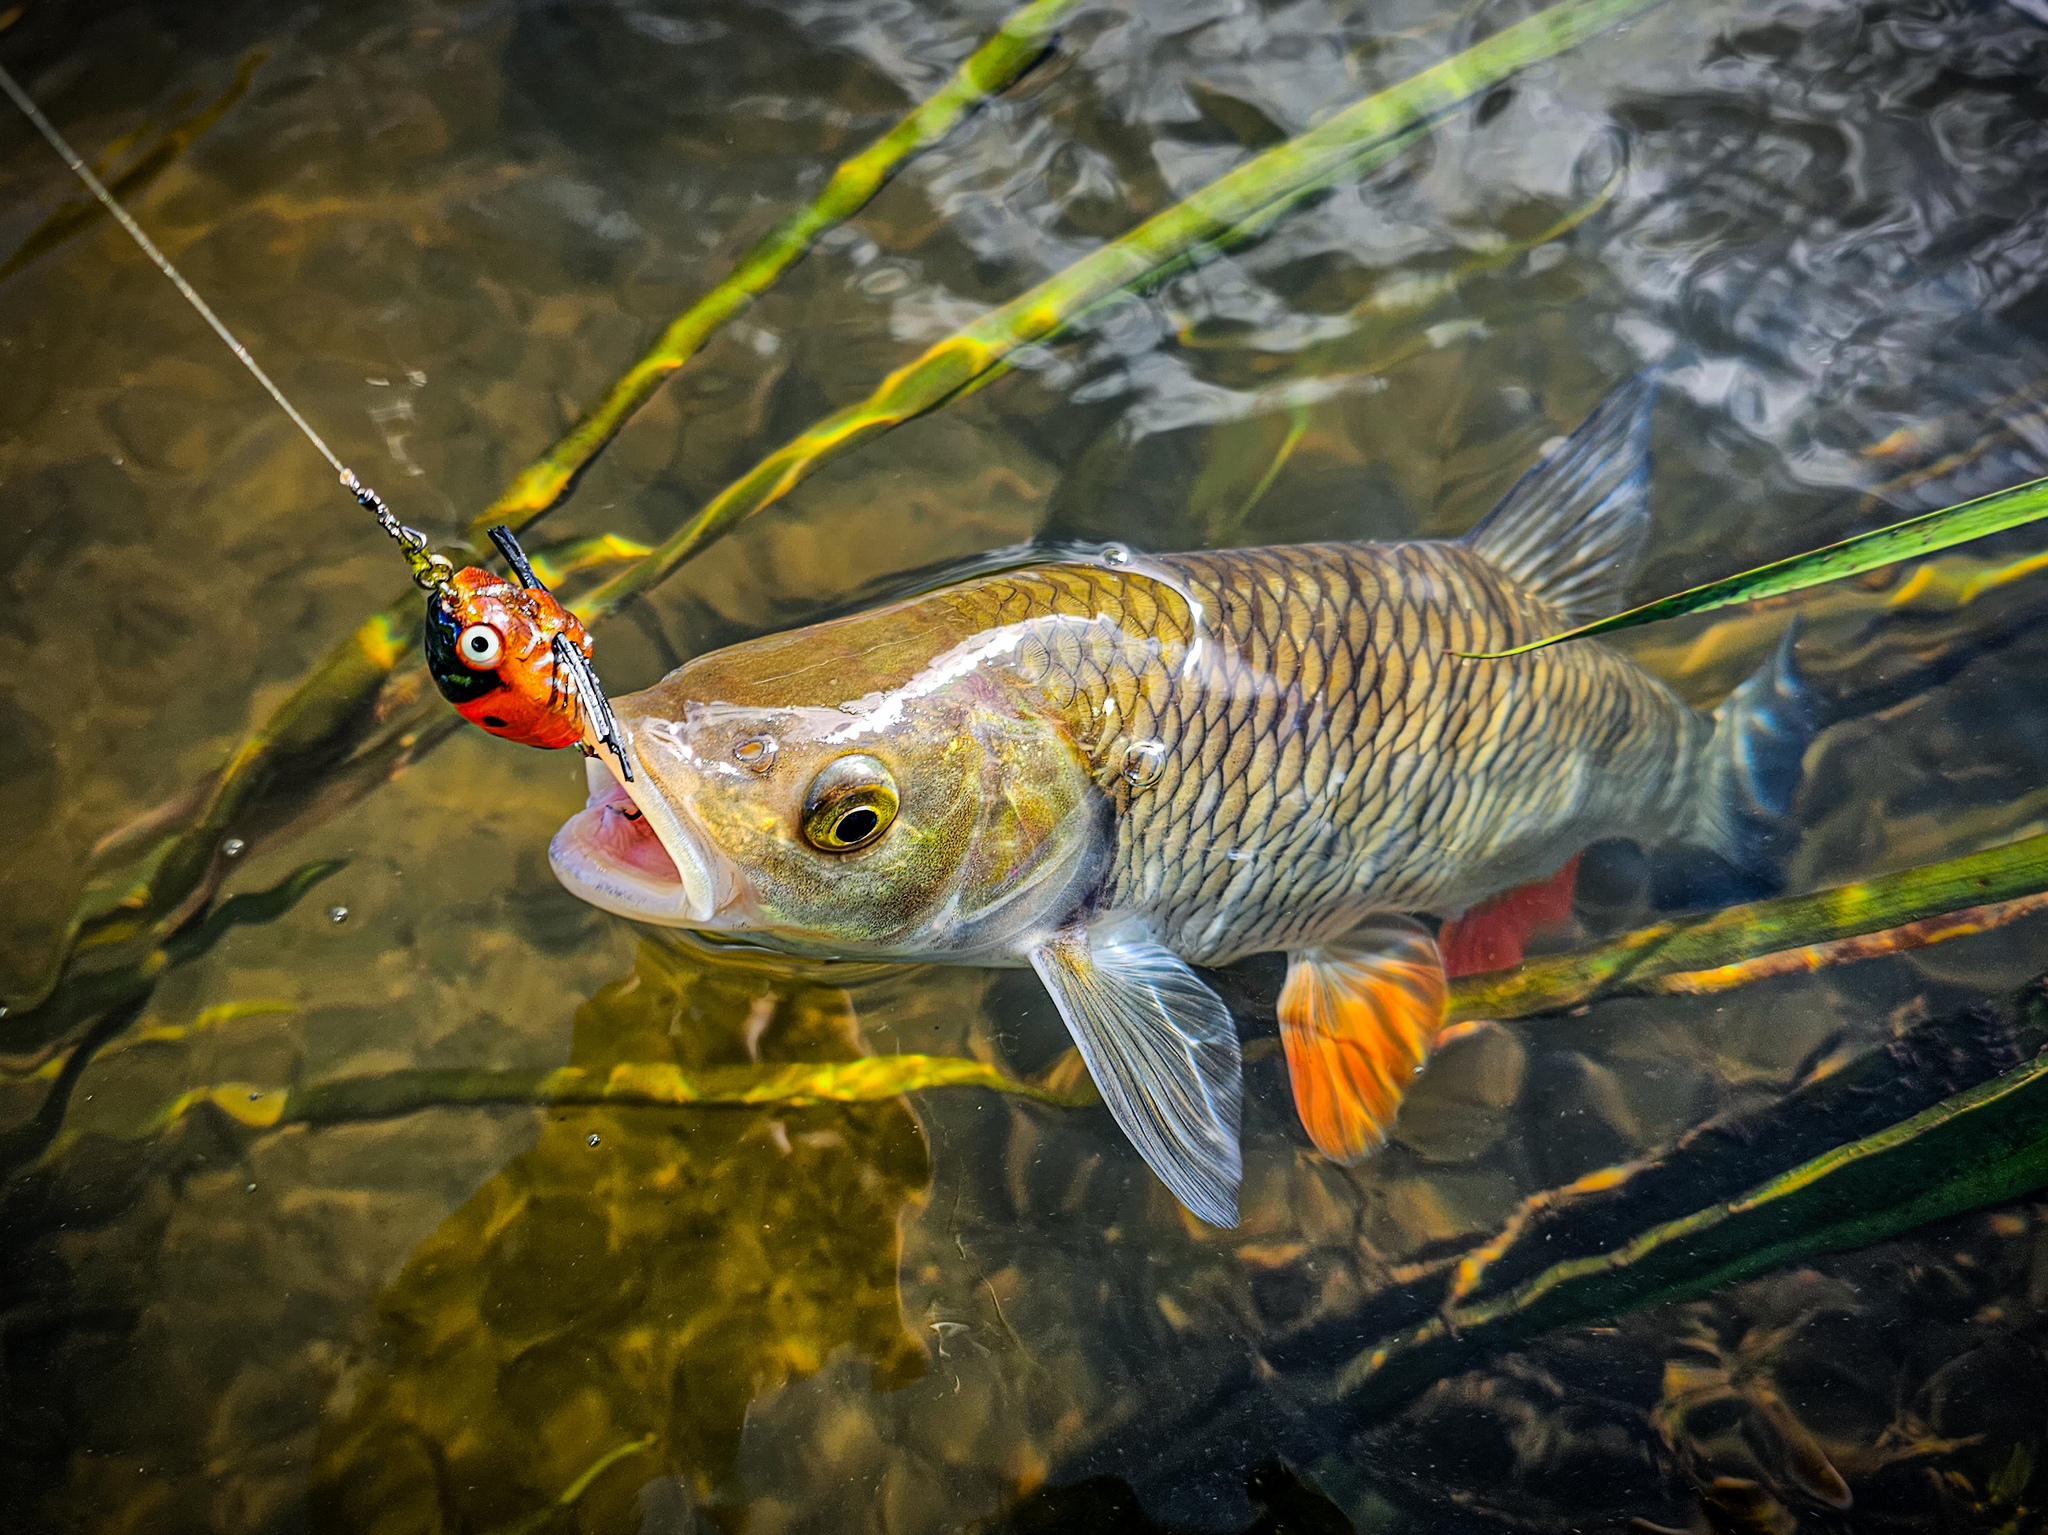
[1278,919,1448,1163]
[1438,853,1582,979]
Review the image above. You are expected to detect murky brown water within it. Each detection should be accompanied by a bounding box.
[9,0,2048,1530]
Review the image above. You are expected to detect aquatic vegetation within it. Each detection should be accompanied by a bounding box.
[0,858,339,1174]
[1447,826,2048,1019]
[1042,986,2048,1516]
[570,0,1668,621]
[1339,1031,2048,1410]
[40,826,2048,1178]
[472,0,1088,534]
[1465,472,2048,659]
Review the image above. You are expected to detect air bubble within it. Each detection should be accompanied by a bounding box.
[587,1133,601,1148]
[1122,739,1167,789]
[328,906,350,925]
[1099,542,1133,566]
[222,837,246,859]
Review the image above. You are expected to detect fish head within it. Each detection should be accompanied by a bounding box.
[548,602,1104,959]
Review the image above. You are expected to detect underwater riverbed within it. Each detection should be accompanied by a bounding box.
[9,0,2048,1530]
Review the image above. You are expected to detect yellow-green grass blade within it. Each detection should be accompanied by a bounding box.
[469,0,1085,535]
[1462,472,2048,659]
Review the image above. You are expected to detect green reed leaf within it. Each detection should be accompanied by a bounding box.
[469,0,1085,535]
[1461,472,2048,658]
[1449,828,2048,1020]
[1332,1035,2048,1417]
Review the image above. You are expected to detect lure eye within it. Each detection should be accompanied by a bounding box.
[457,623,505,669]
[800,754,898,853]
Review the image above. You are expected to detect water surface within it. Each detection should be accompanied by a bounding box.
[7,0,2048,1530]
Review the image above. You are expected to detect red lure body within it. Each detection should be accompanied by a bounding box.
[423,565,594,750]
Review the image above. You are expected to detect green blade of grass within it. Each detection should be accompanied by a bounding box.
[470,0,1086,535]
[1461,472,2048,659]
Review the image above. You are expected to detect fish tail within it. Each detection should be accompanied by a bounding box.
[1664,620,1823,907]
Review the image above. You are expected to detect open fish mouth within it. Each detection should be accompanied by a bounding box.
[548,750,738,927]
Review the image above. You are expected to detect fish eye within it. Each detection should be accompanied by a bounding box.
[457,623,505,669]
[800,754,898,853]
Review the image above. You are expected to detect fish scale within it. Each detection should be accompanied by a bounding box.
[937,539,1709,964]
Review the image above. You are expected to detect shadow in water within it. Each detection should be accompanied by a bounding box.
[309,941,931,1533]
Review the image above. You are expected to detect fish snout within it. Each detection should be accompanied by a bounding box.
[547,724,746,928]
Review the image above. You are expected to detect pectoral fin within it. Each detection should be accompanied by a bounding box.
[1031,929,1243,1228]
[1279,918,1448,1162]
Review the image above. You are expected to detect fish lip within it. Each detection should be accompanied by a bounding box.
[548,745,739,927]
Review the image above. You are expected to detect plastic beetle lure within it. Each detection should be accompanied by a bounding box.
[425,528,633,777]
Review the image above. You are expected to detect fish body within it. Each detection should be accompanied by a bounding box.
[549,377,1817,1224]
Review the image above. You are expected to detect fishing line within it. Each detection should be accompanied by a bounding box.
[1,56,636,775]
[0,58,453,599]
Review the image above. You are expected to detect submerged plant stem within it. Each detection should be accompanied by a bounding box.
[1447,830,2048,1021]
[469,0,1084,536]
[69,1054,1097,1154]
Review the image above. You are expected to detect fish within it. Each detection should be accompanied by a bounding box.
[546,376,1820,1226]
[425,525,632,773]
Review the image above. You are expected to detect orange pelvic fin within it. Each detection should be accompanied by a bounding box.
[1278,918,1448,1163]
[1438,853,1582,979]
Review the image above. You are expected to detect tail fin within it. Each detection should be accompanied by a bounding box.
[1659,621,1823,908]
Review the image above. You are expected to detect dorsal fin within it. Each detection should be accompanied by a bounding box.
[1463,372,1657,622]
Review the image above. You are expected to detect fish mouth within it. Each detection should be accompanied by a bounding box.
[548,747,740,928]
